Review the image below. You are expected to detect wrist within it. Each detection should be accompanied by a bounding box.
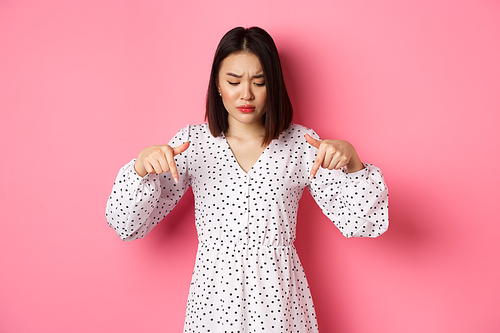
[346,154,364,173]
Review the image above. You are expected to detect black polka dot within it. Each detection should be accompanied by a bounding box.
[105,123,389,332]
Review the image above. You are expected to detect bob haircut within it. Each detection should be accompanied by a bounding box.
[205,27,293,145]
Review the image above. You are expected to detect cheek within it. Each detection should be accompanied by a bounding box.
[220,90,234,110]
[221,87,236,100]
[261,91,267,105]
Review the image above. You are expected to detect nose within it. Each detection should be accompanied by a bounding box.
[241,83,254,101]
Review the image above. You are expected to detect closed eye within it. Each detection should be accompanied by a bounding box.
[227,81,265,86]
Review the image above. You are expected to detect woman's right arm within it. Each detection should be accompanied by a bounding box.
[105,126,191,241]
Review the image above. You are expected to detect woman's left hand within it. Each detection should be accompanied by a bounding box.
[305,134,364,179]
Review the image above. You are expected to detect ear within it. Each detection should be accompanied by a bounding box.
[216,78,220,92]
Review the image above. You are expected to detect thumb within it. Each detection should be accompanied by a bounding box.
[305,133,321,149]
[173,141,190,156]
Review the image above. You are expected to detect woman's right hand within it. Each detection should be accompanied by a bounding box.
[134,142,190,182]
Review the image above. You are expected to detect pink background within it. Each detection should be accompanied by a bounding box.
[1,0,499,332]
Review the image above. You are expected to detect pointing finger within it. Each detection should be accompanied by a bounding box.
[310,147,326,180]
[166,152,180,183]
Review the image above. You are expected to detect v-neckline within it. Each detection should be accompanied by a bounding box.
[221,132,274,176]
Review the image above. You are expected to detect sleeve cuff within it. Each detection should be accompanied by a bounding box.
[342,163,370,181]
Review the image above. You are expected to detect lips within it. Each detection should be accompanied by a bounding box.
[237,105,255,113]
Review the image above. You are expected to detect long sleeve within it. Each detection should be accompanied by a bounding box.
[305,130,389,238]
[105,125,192,241]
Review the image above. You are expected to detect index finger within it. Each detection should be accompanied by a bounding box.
[310,147,326,180]
[165,150,180,183]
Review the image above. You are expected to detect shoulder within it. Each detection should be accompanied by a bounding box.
[279,123,319,141]
[277,124,321,159]
[187,123,209,133]
[168,123,210,145]
[183,123,222,148]
[177,123,211,139]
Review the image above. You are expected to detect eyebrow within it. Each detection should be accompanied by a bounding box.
[225,72,265,79]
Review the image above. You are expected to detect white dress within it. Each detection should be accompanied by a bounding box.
[106,123,389,332]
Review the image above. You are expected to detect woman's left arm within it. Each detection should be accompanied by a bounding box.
[305,133,389,238]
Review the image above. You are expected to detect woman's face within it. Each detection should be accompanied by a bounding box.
[217,52,267,128]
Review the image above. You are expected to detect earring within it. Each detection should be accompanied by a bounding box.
[219,93,222,97]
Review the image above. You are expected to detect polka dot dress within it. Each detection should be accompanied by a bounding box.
[106,123,389,332]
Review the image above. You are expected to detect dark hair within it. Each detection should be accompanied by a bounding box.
[205,27,293,145]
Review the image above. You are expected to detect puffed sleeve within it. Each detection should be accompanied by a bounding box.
[306,129,389,238]
[105,125,192,241]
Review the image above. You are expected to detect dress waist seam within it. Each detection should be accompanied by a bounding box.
[198,241,295,250]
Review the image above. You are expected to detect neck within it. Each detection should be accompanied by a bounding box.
[226,117,266,142]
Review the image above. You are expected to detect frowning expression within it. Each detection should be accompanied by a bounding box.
[217,52,267,127]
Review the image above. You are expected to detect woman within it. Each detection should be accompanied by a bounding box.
[106,26,388,332]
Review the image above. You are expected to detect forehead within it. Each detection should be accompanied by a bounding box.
[219,52,263,74]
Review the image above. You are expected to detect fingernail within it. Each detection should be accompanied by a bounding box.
[174,176,179,183]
